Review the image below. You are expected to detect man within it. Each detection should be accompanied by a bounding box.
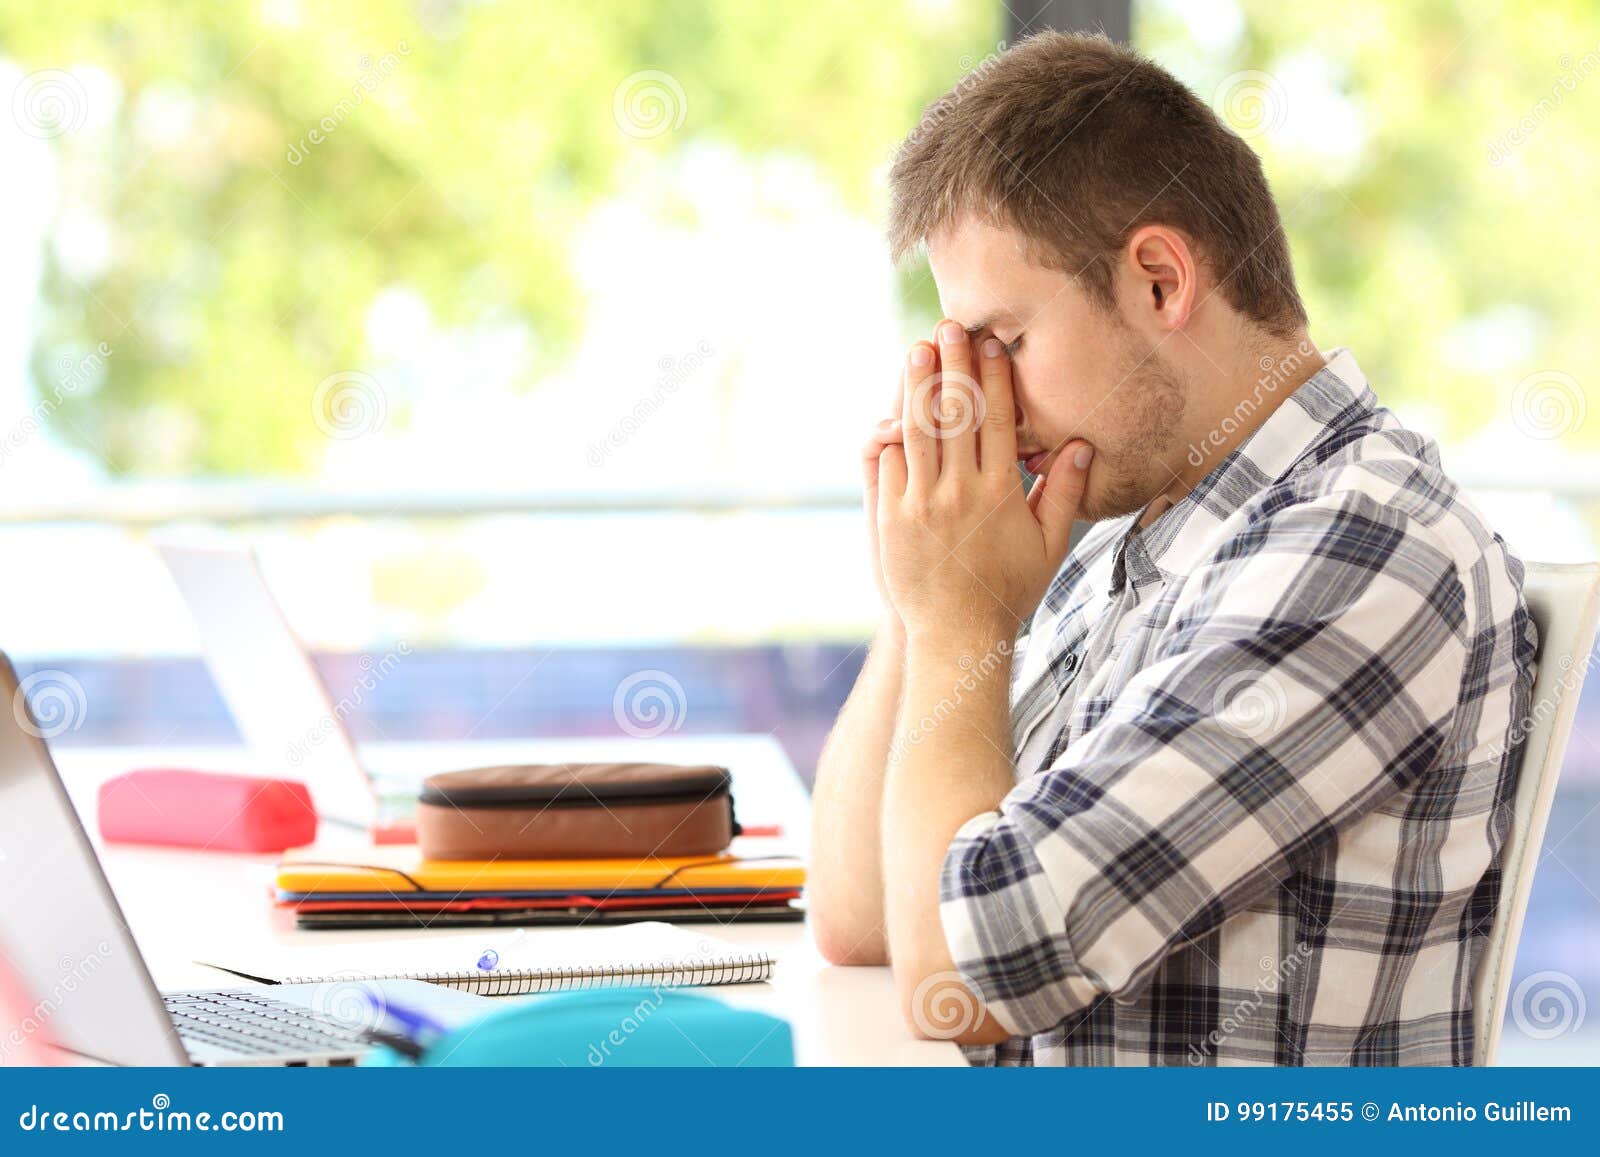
[809,31,1536,1066]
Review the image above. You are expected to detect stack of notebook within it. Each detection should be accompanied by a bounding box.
[202,922,778,995]
[275,840,806,930]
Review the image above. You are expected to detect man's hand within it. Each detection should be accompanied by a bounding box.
[877,320,1093,649]
[861,361,915,637]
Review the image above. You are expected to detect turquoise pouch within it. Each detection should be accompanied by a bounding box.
[360,987,793,1067]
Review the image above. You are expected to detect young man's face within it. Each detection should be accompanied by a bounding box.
[927,216,1190,522]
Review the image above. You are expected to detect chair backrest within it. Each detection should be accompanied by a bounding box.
[1471,561,1600,1064]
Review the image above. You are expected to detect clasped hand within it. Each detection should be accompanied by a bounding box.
[861,320,1093,651]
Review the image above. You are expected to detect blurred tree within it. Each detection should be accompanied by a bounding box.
[1141,0,1600,447]
[6,0,1596,475]
[2,0,997,474]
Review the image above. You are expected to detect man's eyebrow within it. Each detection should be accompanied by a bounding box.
[962,312,1016,336]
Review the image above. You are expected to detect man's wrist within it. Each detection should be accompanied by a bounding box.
[902,622,1018,669]
[876,614,907,651]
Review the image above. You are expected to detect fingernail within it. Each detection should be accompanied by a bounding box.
[982,338,1003,358]
[876,418,896,429]
[911,344,933,367]
[939,321,963,346]
[1073,445,1095,470]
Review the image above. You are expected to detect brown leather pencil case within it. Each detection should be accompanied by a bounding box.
[414,762,740,860]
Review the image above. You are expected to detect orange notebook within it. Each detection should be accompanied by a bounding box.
[277,840,805,897]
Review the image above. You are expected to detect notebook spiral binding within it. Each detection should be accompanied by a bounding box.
[280,952,773,995]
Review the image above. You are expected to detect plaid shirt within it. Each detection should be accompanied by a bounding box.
[941,348,1536,1066]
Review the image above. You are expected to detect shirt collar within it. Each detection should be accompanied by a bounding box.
[1108,346,1376,595]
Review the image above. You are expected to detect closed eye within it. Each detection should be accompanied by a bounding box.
[1001,334,1023,357]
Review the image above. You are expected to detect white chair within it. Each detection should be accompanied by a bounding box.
[1471,561,1600,1064]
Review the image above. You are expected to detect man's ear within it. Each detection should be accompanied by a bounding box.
[1121,224,1197,333]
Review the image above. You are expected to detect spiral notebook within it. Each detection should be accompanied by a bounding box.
[198,921,773,996]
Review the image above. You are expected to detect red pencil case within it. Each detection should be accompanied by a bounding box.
[98,769,317,853]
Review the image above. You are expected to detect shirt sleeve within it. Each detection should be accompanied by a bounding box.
[939,489,1470,1037]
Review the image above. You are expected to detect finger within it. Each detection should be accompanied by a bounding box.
[867,418,904,447]
[878,443,908,501]
[862,419,903,492]
[1026,473,1046,516]
[976,336,1018,478]
[1035,441,1093,562]
[900,342,939,490]
[933,319,979,475]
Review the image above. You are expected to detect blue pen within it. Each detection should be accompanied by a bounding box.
[362,991,450,1042]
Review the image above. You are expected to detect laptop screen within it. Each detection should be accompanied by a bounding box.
[0,656,189,1065]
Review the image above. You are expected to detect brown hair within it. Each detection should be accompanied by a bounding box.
[888,31,1307,337]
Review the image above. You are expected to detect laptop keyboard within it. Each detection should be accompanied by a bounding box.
[165,990,369,1058]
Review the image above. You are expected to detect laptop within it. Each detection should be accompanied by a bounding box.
[0,654,490,1065]
[156,540,419,838]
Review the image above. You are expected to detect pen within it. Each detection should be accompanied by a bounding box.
[362,991,451,1040]
[357,1025,428,1061]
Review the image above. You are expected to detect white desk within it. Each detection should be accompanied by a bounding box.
[50,734,962,1067]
